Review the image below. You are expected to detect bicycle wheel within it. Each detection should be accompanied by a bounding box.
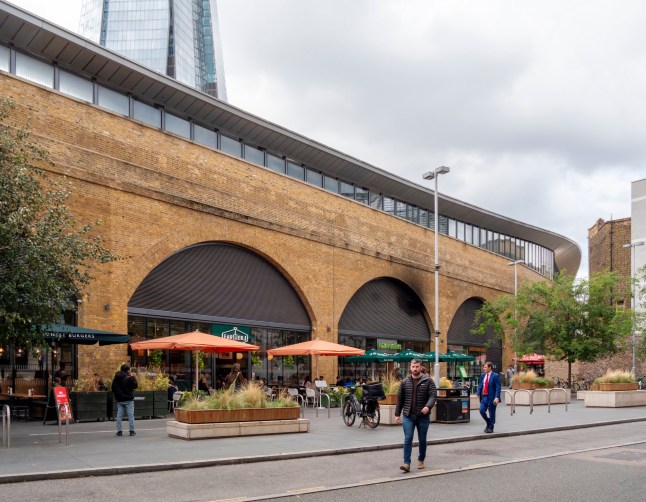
[342,401,356,426]
[364,407,380,428]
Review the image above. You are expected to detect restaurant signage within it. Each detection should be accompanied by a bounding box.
[377,341,401,351]
[212,324,252,343]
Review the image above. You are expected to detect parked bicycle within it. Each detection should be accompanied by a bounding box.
[342,382,385,428]
[554,377,580,392]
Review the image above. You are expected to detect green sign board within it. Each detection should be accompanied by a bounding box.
[377,341,402,350]
[211,324,252,343]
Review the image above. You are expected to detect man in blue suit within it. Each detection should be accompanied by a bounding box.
[477,362,501,433]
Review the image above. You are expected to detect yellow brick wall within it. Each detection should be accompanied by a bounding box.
[1,74,543,380]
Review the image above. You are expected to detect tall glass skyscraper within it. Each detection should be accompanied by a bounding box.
[79,0,227,100]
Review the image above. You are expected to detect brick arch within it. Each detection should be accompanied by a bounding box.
[338,276,431,341]
[119,237,316,328]
[447,296,502,370]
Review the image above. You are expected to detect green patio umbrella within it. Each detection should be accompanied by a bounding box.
[392,349,427,362]
[444,351,475,362]
[346,349,396,363]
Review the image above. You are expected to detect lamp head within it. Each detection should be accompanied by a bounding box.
[422,166,451,181]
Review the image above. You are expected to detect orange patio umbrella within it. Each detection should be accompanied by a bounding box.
[130,330,259,390]
[268,339,364,382]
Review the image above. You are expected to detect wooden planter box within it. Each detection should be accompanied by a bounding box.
[381,394,398,405]
[597,382,638,391]
[71,391,109,422]
[174,407,300,424]
[515,382,550,390]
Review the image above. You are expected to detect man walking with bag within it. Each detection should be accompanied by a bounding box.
[395,359,437,472]
[477,361,501,433]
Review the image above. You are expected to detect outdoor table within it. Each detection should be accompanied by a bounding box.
[1,393,47,421]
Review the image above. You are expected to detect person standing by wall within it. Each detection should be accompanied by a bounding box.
[395,359,437,472]
[505,365,515,389]
[477,362,501,433]
[112,364,138,437]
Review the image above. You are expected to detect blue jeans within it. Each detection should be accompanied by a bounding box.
[402,414,430,464]
[116,400,135,433]
[479,395,497,430]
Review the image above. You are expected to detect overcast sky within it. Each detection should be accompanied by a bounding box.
[13,0,646,278]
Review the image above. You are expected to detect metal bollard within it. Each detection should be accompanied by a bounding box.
[2,404,10,448]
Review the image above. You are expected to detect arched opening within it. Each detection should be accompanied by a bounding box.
[447,298,502,380]
[338,278,431,381]
[127,242,312,389]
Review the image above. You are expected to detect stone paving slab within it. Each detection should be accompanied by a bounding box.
[1,400,645,483]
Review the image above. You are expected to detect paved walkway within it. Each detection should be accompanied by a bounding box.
[1,399,646,484]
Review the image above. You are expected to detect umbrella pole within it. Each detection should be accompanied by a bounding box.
[194,350,199,391]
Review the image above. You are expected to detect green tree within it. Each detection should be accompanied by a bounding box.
[0,98,117,348]
[474,271,633,385]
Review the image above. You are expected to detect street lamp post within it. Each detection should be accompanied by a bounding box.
[422,166,450,386]
[623,241,644,377]
[507,259,525,373]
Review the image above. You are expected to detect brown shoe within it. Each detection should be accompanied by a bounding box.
[417,461,425,469]
[400,464,410,472]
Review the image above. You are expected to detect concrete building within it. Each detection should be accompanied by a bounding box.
[0,2,580,391]
[631,179,646,317]
[79,0,227,100]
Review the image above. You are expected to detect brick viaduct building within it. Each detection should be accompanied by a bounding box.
[0,3,580,388]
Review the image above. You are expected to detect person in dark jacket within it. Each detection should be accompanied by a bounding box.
[112,364,138,436]
[395,359,437,472]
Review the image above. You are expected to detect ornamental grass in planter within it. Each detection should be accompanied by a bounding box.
[514,370,554,390]
[175,384,300,424]
[593,370,638,391]
[381,375,401,405]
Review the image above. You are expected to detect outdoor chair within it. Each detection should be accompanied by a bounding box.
[287,388,304,406]
[305,388,316,407]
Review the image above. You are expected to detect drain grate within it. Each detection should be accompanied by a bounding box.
[447,448,498,456]
[596,451,646,462]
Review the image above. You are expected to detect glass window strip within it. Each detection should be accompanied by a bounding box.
[3,47,557,279]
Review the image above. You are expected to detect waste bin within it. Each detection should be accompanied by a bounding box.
[435,387,470,423]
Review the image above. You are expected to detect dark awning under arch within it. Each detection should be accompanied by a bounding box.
[338,278,430,342]
[128,243,311,331]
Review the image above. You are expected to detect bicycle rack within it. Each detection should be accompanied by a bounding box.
[548,388,569,412]
[500,390,515,415]
[2,404,10,449]
[316,393,331,418]
[531,388,550,412]
[512,389,534,414]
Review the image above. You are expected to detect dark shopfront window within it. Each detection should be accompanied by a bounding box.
[250,328,311,387]
[127,316,311,390]
[337,335,429,383]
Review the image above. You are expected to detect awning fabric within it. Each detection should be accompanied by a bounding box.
[44,323,130,345]
[518,353,545,364]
